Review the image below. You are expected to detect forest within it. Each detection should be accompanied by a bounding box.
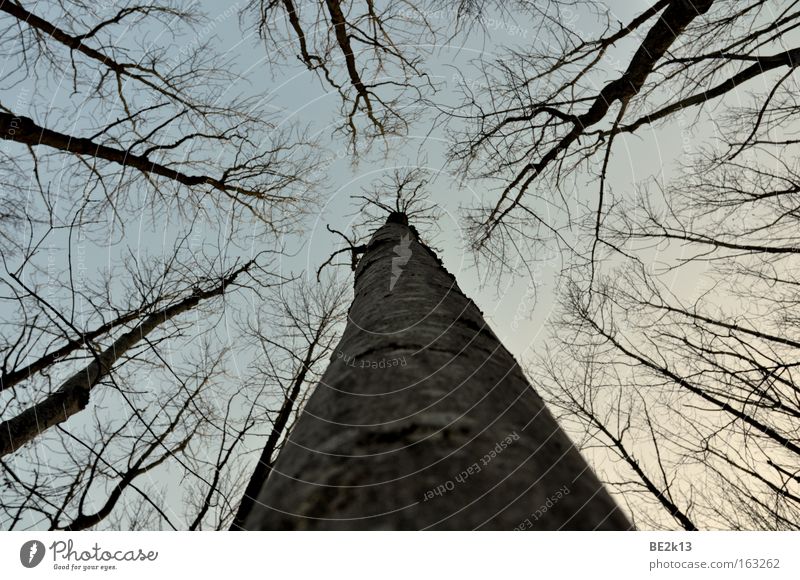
[0,0,798,531]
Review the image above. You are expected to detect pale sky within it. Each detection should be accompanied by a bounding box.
[0,0,735,529]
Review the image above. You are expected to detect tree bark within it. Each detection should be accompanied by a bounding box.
[243,213,631,530]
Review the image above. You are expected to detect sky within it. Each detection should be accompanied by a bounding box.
[0,0,729,529]
[0,0,696,360]
[178,0,698,361]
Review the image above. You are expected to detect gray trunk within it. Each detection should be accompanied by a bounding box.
[243,214,631,530]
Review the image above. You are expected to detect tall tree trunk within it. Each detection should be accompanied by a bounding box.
[243,213,631,530]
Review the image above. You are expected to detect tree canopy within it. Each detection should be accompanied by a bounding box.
[1,0,798,531]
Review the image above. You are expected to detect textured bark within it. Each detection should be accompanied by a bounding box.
[0,262,252,458]
[243,213,631,530]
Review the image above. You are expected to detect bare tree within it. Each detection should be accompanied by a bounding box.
[0,0,319,234]
[1,338,241,531]
[0,215,289,529]
[440,0,800,530]
[245,0,538,150]
[229,279,348,530]
[242,210,631,530]
[315,167,441,280]
[537,344,698,531]
[245,0,441,149]
[0,0,334,531]
[0,257,259,458]
[576,142,800,529]
[448,0,799,250]
[540,261,800,529]
[10,0,796,533]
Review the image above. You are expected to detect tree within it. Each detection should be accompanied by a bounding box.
[449,0,799,253]
[537,337,700,531]
[0,0,326,530]
[8,0,794,532]
[0,217,283,529]
[246,0,431,149]
[0,258,257,458]
[241,211,631,530]
[544,147,800,529]
[229,279,348,530]
[446,0,800,529]
[0,0,318,235]
[245,0,536,151]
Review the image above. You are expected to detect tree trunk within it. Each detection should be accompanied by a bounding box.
[243,213,631,530]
